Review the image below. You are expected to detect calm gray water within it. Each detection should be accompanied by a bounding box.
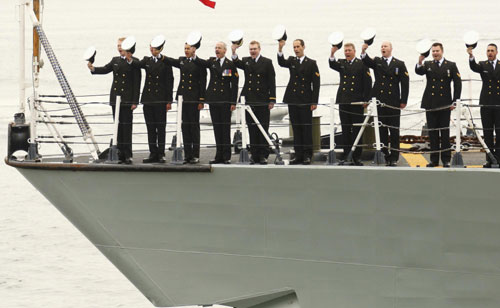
[1,0,499,307]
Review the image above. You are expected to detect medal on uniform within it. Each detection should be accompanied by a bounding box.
[447,69,450,77]
[222,69,232,77]
[395,67,399,75]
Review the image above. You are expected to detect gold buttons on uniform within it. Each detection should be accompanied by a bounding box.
[189,87,192,90]
[114,88,116,90]
[389,92,392,94]
[342,88,346,91]
[122,74,125,77]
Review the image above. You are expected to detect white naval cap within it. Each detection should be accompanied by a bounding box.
[272,25,287,41]
[360,27,376,46]
[151,35,166,50]
[83,46,96,63]
[416,38,433,57]
[186,30,202,49]
[464,31,479,49]
[228,29,244,46]
[328,31,344,49]
[122,36,136,54]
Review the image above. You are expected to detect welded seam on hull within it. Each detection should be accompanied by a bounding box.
[95,244,500,278]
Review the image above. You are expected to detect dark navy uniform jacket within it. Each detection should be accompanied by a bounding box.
[233,55,276,106]
[362,54,409,106]
[329,58,372,105]
[164,56,207,104]
[278,54,320,106]
[469,58,500,106]
[134,55,174,104]
[194,57,239,104]
[92,56,141,106]
[415,59,462,110]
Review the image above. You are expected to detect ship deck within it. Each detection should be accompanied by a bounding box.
[7,144,493,170]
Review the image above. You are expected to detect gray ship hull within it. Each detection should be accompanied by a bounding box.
[9,161,500,308]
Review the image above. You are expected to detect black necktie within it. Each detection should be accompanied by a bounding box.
[297,57,301,64]
[254,58,257,63]
[435,60,440,66]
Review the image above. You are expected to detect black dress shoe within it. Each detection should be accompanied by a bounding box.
[352,160,364,166]
[223,160,231,164]
[289,158,303,165]
[388,161,398,167]
[426,162,438,167]
[189,158,199,164]
[259,157,268,165]
[123,158,133,165]
[143,155,159,163]
[443,162,451,168]
[483,162,492,168]
[158,156,166,163]
[302,157,311,165]
[209,159,223,164]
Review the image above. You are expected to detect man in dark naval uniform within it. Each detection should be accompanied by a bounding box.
[194,42,239,164]
[329,43,372,165]
[361,41,409,166]
[277,39,320,165]
[416,42,461,168]
[232,40,276,165]
[88,37,141,164]
[468,43,500,167]
[164,43,207,164]
[132,35,174,163]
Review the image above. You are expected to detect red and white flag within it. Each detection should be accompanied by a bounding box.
[199,0,216,8]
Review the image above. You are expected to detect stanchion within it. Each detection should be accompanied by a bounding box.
[326,97,337,165]
[244,104,284,165]
[463,102,499,168]
[106,96,121,163]
[238,97,250,164]
[371,97,386,165]
[233,97,242,154]
[171,95,184,164]
[26,95,41,161]
[451,99,464,167]
[346,101,370,165]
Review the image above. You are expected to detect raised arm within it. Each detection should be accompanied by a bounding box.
[192,56,210,68]
[91,58,114,74]
[361,53,376,69]
[163,56,181,69]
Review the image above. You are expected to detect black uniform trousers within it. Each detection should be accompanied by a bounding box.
[246,105,270,160]
[143,104,167,157]
[339,104,364,160]
[182,102,201,160]
[210,103,232,161]
[379,106,401,162]
[481,106,500,162]
[111,104,133,160]
[426,109,451,164]
[288,104,312,160]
